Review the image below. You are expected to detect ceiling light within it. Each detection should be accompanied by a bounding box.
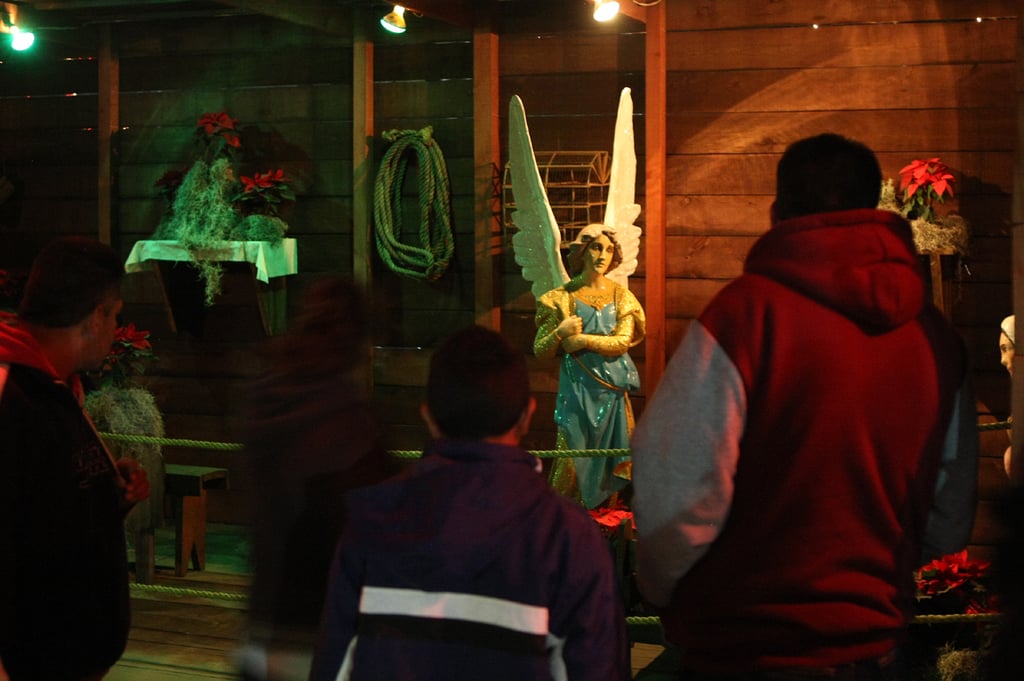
[380,5,407,33]
[593,0,620,21]
[10,25,33,51]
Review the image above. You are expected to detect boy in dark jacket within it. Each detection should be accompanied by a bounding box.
[310,324,629,681]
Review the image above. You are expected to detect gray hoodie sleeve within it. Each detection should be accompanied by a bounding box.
[631,322,746,607]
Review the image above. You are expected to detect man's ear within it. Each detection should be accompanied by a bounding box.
[79,304,105,340]
[420,403,443,439]
[514,397,536,439]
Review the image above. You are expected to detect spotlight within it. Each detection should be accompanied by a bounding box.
[380,5,406,33]
[10,25,33,51]
[593,0,620,21]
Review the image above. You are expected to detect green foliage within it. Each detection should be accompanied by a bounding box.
[151,111,294,305]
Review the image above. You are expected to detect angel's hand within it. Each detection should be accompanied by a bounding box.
[556,315,582,339]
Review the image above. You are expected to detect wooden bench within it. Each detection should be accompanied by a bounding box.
[164,464,230,577]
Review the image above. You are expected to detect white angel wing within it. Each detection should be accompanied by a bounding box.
[508,95,569,300]
[603,87,642,289]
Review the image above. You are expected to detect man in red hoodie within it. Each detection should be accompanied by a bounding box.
[0,237,150,681]
[632,134,977,680]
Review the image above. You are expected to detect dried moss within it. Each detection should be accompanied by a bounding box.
[152,158,288,304]
[935,646,983,681]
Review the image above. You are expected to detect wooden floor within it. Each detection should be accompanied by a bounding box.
[106,523,665,680]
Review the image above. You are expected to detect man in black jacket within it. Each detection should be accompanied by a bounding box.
[0,237,150,681]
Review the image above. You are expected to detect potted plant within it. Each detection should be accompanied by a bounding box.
[84,323,165,577]
[879,157,968,255]
[151,111,296,304]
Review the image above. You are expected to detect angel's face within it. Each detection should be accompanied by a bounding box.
[583,234,616,275]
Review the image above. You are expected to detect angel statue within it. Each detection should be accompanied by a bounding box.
[508,88,646,509]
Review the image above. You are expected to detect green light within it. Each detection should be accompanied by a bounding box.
[10,26,34,51]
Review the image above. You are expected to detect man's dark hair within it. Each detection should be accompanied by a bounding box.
[774,133,882,222]
[426,325,531,439]
[18,236,123,328]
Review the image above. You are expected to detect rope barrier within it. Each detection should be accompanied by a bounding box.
[124,585,1005,630]
[130,582,247,602]
[101,425,1010,458]
[97,432,622,458]
[373,126,454,281]
[100,432,243,450]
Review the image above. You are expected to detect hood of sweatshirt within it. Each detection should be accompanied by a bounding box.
[744,208,926,330]
[0,312,62,378]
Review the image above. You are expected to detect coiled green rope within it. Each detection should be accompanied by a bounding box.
[373,126,454,281]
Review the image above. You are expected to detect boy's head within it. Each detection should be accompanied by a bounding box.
[423,325,533,441]
[772,132,882,223]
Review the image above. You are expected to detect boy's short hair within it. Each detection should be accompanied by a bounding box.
[18,237,123,328]
[774,133,882,222]
[426,325,531,439]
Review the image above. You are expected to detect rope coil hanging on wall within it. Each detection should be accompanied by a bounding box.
[373,125,454,281]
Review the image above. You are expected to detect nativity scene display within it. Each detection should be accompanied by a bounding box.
[507,88,646,510]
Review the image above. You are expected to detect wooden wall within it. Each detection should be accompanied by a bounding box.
[0,1,1017,536]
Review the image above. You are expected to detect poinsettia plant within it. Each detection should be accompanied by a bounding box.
[898,157,956,224]
[194,110,241,162]
[90,323,157,389]
[915,550,996,614]
[151,109,298,303]
[232,168,295,217]
[589,506,634,537]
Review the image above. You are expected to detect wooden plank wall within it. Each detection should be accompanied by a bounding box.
[0,2,1018,536]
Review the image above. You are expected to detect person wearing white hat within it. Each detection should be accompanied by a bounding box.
[1001,315,1015,477]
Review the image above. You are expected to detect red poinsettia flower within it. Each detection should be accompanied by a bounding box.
[589,507,635,530]
[92,324,156,389]
[195,111,241,151]
[233,168,295,217]
[242,168,289,193]
[198,111,237,136]
[115,323,152,351]
[898,157,956,200]
[915,550,990,598]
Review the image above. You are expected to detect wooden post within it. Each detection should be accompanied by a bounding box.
[1010,4,1024,484]
[352,7,376,393]
[473,6,501,330]
[644,1,668,394]
[97,23,118,247]
[352,7,375,291]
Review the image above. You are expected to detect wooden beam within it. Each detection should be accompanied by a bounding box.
[353,5,374,293]
[97,22,118,247]
[401,0,476,29]
[617,1,647,23]
[643,0,667,393]
[473,4,500,330]
[214,0,350,34]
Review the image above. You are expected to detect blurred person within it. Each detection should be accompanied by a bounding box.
[632,133,978,681]
[236,277,400,681]
[0,236,150,681]
[310,324,629,681]
[981,484,1024,679]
